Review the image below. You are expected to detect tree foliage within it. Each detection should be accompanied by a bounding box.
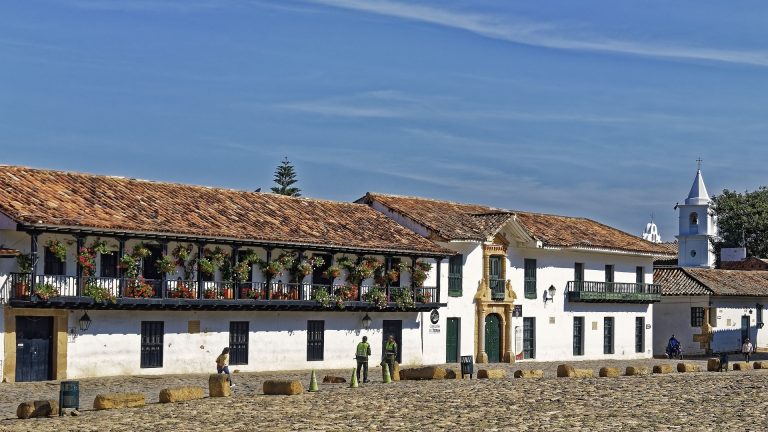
[712,187,768,258]
[270,157,301,197]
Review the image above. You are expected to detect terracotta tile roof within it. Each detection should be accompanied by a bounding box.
[657,241,679,255]
[0,248,19,256]
[363,193,671,255]
[0,166,450,256]
[720,257,768,271]
[654,267,768,296]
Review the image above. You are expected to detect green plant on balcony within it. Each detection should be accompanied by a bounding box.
[172,244,196,280]
[311,287,332,308]
[155,255,176,274]
[132,243,152,259]
[16,254,32,273]
[126,276,155,298]
[168,281,195,299]
[323,264,342,279]
[392,287,414,311]
[84,281,116,303]
[414,289,432,303]
[197,257,215,276]
[35,283,59,301]
[45,239,68,262]
[363,286,388,310]
[411,261,432,287]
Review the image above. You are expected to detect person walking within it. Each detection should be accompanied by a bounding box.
[742,338,754,362]
[384,335,398,379]
[356,336,372,383]
[216,347,235,388]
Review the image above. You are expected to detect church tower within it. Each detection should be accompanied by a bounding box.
[675,166,716,268]
[642,216,662,243]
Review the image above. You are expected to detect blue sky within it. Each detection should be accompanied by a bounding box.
[2,1,767,240]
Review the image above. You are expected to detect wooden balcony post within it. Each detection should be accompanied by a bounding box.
[265,248,272,300]
[118,238,126,297]
[197,243,205,300]
[435,257,443,303]
[160,241,168,299]
[76,236,85,296]
[232,245,240,299]
[29,231,38,295]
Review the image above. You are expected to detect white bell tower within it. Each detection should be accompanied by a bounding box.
[675,161,716,268]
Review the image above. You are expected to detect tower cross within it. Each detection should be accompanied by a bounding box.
[696,157,703,170]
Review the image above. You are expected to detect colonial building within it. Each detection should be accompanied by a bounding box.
[359,193,671,363]
[653,168,768,355]
[0,166,452,382]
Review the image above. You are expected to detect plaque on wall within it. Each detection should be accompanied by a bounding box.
[512,305,522,317]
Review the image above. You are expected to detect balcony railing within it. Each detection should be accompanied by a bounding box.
[489,278,505,300]
[4,273,440,308]
[566,281,661,303]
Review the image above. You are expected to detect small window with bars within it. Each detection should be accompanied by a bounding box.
[307,320,324,361]
[524,259,536,299]
[140,321,164,368]
[603,317,614,355]
[448,254,463,297]
[636,266,645,284]
[691,307,705,327]
[44,248,66,276]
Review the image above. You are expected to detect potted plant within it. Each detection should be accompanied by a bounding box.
[203,288,217,299]
[311,287,331,307]
[386,269,400,283]
[197,258,215,276]
[46,239,68,261]
[132,243,152,259]
[393,287,415,310]
[415,289,432,303]
[126,277,155,298]
[35,283,59,301]
[14,280,30,298]
[155,256,176,275]
[84,281,116,303]
[222,284,234,299]
[363,286,388,310]
[16,254,32,273]
[169,281,196,299]
[323,264,342,279]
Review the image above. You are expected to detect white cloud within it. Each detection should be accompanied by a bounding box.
[305,0,768,68]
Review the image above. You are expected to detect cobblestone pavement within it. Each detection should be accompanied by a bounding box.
[1,356,767,431]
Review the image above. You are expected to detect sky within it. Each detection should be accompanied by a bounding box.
[1,1,767,240]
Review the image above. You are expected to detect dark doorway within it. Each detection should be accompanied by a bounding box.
[485,314,501,363]
[382,320,403,364]
[523,317,536,359]
[446,317,460,363]
[142,244,164,297]
[229,321,249,365]
[312,254,333,286]
[741,315,750,344]
[140,321,164,368]
[15,316,53,382]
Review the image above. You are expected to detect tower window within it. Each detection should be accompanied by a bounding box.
[690,250,697,258]
[689,212,699,226]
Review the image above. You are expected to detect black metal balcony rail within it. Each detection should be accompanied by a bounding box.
[6,273,440,305]
[566,280,661,303]
[489,278,505,300]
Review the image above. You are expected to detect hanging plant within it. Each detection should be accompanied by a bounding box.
[91,239,111,256]
[386,269,400,283]
[172,244,196,280]
[411,261,432,287]
[45,239,68,262]
[84,281,116,303]
[155,256,176,274]
[126,276,155,298]
[78,246,97,277]
[132,243,152,259]
[363,286,388,310]
[16,254,32,273]
[197,257,215,276]
[393,287,415,311]
[323,264,342,280]
[35,283,59,301]
[311,287,332,308]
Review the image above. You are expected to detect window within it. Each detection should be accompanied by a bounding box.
[307,320,324,361]
[489,256,503,300]
[524,259,537,299]
[604,265,614,283]
[689,212,698,226]
[691,307,705,327]
[229,321,249,365]
[573,317,584,356]
[140,321,164,368]
[311,254,332,286]
[43,248,66,276]
[636,266,645,284]
[389,258,401,288]
[523,317,535,359]
[448,254,463,297]
[635,317,645,353]
[574,263,584,291]
[100,253,118,278]
[603,317,614,354]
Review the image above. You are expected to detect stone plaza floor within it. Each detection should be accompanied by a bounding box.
[1,356,767,431]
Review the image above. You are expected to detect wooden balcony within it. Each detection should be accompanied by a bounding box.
[566,281,661,303]
[3,273,443,312]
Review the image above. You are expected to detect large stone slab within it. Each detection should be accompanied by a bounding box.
[625,366,650,376]
[159,386,205,403]
[677,363,699,373]
[399,366,448,380]
[707,358,722,372]
[93,393,145,410]
[599,367,621,377]
[514,369,544,378]
[392,362,401,381]
[574,369,594,378]
[445,368,458,379]
[209,374,231,398]
[17,400,59,419]
[653,364,674,374]
[263,380,304,395]
[557,364,592,378]
[753,361,768,369]
[733,362,752,371]
[322,375,346,384]
[478,369,506,379]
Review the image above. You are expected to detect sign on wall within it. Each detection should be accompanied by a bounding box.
[512,305,522,317]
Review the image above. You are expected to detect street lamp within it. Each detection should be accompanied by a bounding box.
[361,313,372,330]
[79,312,92,331]
[545,285,556,303]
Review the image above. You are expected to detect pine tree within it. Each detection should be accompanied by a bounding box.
[270,157,301,197]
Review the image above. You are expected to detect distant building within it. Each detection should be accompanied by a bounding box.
[642,218,662,243]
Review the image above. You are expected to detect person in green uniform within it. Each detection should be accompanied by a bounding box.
[384,335,398,379]
[356,336,372,383]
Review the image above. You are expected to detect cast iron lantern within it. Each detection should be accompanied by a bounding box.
[79,312,92,332]
[545,285,556,303]
[361,313,372,330]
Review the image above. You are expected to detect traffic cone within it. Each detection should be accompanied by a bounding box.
[382,363,392,383]
[349,368,359,388]
[308,370,319,392]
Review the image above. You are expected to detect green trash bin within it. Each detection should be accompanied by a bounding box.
[59,380,80,415]
[460,355,474,379]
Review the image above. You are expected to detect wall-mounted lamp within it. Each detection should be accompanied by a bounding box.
[361,313,372,330]
[545,285,556,303]
[79,312,92,331]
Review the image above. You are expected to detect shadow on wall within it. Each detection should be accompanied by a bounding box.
[711,326,759,353]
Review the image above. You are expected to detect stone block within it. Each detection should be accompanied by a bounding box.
[707,358,721,372]
[733,362,752,371]
[477,369,506,379]
[17,400,59,419]
[322,375,346,384]
[263,380,304,395]
[653,364,674,374]
[625,366,650,376]
[753,361,768,369]
[514,369,544,378]
[599,367,620,378]
[677,362,699,373]
[399,366,448,380]
[209,374,231,397]
[573,369,594,378]
[159,386,205,403]
[445,369,458,379]
[557,364,576,378]
[93,393,146,410]
[392,362,401,381]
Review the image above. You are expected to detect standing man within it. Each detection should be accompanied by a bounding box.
[742,338,754,362]
[384,334,398,379]
[356,336,371,383]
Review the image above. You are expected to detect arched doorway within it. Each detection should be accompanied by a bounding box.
[485,314,502,363]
